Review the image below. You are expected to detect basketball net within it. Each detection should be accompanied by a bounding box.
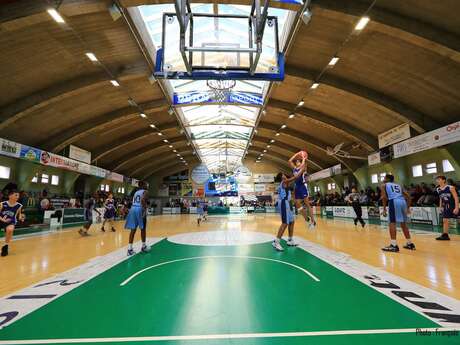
[207,80,236,103]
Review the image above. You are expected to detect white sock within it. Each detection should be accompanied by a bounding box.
[128,243,133,250]
[390,240,397,246]
[142,242,146,247]
[274,238,280,243]
[406,239,412,244]
[288,237,292,241]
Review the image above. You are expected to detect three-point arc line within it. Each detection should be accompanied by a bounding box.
[120,255,320,286]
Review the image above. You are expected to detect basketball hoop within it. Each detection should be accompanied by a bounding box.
[207,80,236,103]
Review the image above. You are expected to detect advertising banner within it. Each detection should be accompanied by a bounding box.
[253,174,275,183]
[367,206,381,225]
[309,164,341,182]
[368,152,381,166]
[393,121,460,158]
[62,208,85,225]
[409,207,439,227]
[107,171,124,183]
[20,145,41,162]
[0,138,21,158]
[325,206,334,218]
[173,91,263,106]
[238,183,254,194]
[332,206,355,218]
[69,145,91,164]
[378,123,411,148]
[181,182,193,196]
[254,184,266,192]
[234,165,252,182]
[90,166,108,178]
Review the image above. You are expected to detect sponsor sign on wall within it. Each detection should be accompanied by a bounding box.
[0,138,21,158]
[393,121,460,158]
[107,171,124,183]
[234,165,252,182]
[253,174,275,183]
[20,145,41,162]
[69,145,91,164]
[238,183,254,193]
[378,123,411,148]
[254,184,266,192]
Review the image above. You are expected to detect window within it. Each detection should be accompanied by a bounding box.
[313,186,320,193]
[117,187,125,194]
[0,165,10,179]
[327,183,336,191]
[41,173,49,184]
[425,162,437,174]
[379,173,387,182]
[51,175,59,185]
[31,174,38,183]
[371,174,378,184]
[100,184,110,192]
[412,165,423,177]
[443,159,454,173]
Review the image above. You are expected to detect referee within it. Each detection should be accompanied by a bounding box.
[346,187,366,227]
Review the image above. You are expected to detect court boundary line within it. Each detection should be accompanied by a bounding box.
[120,255,320,286]
[0,238,164,330]
[1,327,459,344]
[295,237,460,328]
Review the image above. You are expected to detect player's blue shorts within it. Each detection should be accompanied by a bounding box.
[441,205,456,219]
[124,206,144,230]
[294,183,309,200]
[388,198,407,223]
[280,199,294,224]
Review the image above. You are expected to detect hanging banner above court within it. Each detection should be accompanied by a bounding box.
[368,152,381,166]
[68,145,91,164]
[393,121,460,158]
[378,123,411,148]
[191,164,210,184]
[173,91,263,106]
[309,164,341,182]
[0,138,20,158]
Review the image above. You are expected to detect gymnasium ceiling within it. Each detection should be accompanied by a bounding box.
[1,0,459,180]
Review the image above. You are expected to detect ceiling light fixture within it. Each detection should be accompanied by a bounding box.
[311,83,319,89]
[149,124,155,128]
[263,150,267,153]
[140,113,147,118]
[270,139,275,143]
[85,52,98,62]
[110,80,120,87]
[355,17,370,31]
[275,133,280,136]
[288,114,295,119]
[281,124,287,129]
[158,132,163,136]
[47,9,65,23]
[297,100,304,107]
[163,139,168,143]
[267,145,271,148]
[169,145,173,148]
[328,57,340,66]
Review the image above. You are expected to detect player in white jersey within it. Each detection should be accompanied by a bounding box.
[124,181,150,256]
[381,174,415,252]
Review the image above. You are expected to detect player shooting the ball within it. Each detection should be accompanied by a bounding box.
[289,150,316,229]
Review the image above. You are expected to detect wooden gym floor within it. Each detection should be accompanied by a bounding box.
[1,214,459,299]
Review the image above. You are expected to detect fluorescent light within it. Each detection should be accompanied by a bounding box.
[110,80,120,87]
[298,100,304,107]
[158,132,163,136]
[140,113,147,118]
[176,154,180,157]
[267,145,271,148]
[270,139,275,143]
[275,133,280,136]
[260,154,264,157]
[85,52,98,62]
[328,57,339,66]
[288,114,295,119]
[311,83,319,89]
[149,124,155,128]
[355,17,370,31]
[263,150,267,153]
[163,139,168,143]
[47,9,65,23]
[169,145,173,148]
[281,124,287,129]
[173,150,177,153]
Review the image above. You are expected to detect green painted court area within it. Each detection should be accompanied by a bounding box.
[0,239,457,344]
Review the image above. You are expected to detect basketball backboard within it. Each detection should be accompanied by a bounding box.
[154,0,285,81]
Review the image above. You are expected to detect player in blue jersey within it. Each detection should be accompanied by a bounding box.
[288,151,316,229]
[435,175,459,241]
[381,174,415,252]
[125,181,150,256]
[272,163,305,251]
[1,190,25,257]
[101,193,116,232]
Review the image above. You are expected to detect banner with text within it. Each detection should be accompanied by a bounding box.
[378,123,411,149]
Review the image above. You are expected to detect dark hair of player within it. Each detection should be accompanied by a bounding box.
[385,174,395,182]
[275,172,283,183]
[8,190,18,196]
[436,175,446,181]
